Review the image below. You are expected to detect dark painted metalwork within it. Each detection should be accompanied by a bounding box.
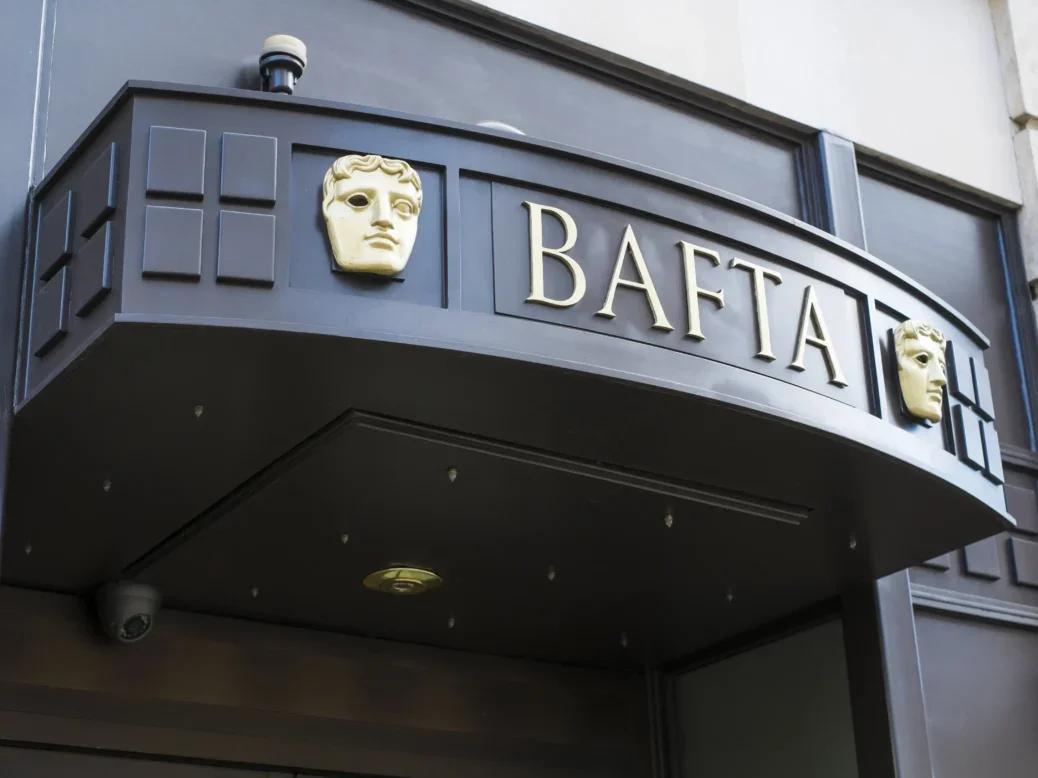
[812,133,867,250]
[813,130,936,778]
[3,82,1015,667]
[916,612,1038,778]
[843,574,936,778]
[0,2,1034,777]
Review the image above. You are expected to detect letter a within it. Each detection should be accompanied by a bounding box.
[789,285,848,387]
[597,225,673,331]
[523,201,586,308]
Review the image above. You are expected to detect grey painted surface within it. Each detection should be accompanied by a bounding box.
[816,133,867,249]
[860,172,1038,615]
[674,621,858,778]
[859,171,1029,448]
[38,0,801,216]
[842,574,935,778]
[916,612,1038,778]
[819,131,936,778]
[7,88,1013,628]
[0,2,1031,778]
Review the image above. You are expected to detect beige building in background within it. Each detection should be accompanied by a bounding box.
[472,0,1038,308]
[476,0,1019,201]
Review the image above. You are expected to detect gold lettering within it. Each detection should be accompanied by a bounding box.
[523,201,586,308]
[789,285,848,387]
[678,242,725,340]
[729,258,782,361]
[597,225,673,331]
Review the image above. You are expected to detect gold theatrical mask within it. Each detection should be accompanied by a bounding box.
[894,320,947,423]
[322,154,423,276]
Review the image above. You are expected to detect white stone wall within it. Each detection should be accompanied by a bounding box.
[475,0,1022,205]
[993,0,1038,282]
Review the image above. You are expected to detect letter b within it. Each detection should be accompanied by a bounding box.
[523,201,586,308]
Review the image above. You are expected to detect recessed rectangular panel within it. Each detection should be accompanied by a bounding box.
[1005,481,1038,535]
[1009,537,1038,588]
[142,205,203,279]
[945,340,975,406]
[953,404,984,470]
[221,133,277,203]
[217,210,275,286]
[460,176,495,313]
[962,537,1000,580]
[31,267,69,357]
[979,420,1005,485]
[79,142,118,237]
[491,183,869,408]
[147,126,206,198]
[970,357,995,422]
[36,190,74,279]
[71,221,112,316]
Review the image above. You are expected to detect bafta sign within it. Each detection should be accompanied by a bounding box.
[322,154,423,276]
[520,201,850,388]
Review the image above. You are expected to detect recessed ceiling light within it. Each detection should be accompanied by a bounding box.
[363,566,442,595]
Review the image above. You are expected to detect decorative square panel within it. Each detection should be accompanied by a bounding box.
[220,133,277,203]
[979,420,1004,485]
[71,221,112,317]
[31,266,69,357]
[953,404,983,470]
[142,205,203,279]
[1009,537,1038,588]
[945,340,975,406]
[79,142,118,237]
[970,357,995,422]
[146,126,206,198]
[1005,482,1038,535]
[963,537,1000,580]
[37,190,74,280]
[217,210,275,286]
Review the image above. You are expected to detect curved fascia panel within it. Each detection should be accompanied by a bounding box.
[6,83,1014,662]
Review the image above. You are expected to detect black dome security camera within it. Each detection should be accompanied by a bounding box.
[96,581,161,644]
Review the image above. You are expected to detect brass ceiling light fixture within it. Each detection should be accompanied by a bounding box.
[363,566,442,595]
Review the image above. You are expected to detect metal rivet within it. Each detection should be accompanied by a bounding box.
[24,544,31,555]
[102,479,111,492]
[250,587,259,598]
[193,405,204,418]
[547,565,556,581]
[664,511,674,528]
[340,533,350,544]
[849,534,858,550]
[726,588,734,603]
[448,614,456,629]
[447,467,458,483]
[620,632,628,648]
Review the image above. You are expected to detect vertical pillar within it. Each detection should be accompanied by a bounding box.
[811,129,936,778]
[991,0,1038,445]
[992,0,1038,292]
[817,133,868,250]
